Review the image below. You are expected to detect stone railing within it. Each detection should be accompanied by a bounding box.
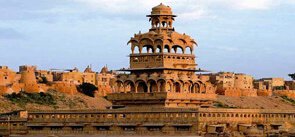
[107,92,167,101]
[107,92,216,101]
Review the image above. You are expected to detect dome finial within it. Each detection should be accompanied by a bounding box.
[147,4,176,31]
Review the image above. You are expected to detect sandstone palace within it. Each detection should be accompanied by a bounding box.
[1,4,295,137]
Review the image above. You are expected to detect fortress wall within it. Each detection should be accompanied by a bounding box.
[273,90,295,98]
[198,108,295,132]
[22,83,41,93]
[0,86,8,95]
[52,82,78,95]
[11,83,21,93]
[97,85,112,96]
[286,81,295,90]
[0,70,16,86]
[216,88,257,97]
[2,108,295,135]
[19,66,37,84]
[257,89,272,96]
[234,74,254,90]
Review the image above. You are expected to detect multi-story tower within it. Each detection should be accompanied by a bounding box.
[109,4,216,108]
[129,4,197,72]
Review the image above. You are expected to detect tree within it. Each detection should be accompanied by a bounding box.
[78,83,98,97]
[40,76,48,84]
[289,73,295,80]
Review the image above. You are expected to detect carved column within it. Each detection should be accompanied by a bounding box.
[147,83,151,93]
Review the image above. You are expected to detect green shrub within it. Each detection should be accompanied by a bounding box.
[281,96,295,105]
[214,101,237,108]
[4,91,56,106]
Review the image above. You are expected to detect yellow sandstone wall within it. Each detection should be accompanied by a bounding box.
[216,88,257,97]
[273,90,295,98]
[52,82,78,95]
[257,89,272,96]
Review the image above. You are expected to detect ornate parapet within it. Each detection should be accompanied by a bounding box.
[107,92,216,108]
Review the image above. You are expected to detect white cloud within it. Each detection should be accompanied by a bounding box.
[71,0,294,21]
[72,0,211,20]
[222,0,279,10]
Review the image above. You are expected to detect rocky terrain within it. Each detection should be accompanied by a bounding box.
[1,90,295,113]
[0,90,111,113]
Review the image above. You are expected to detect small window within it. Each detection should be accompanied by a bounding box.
[122,126,135,131]
[31,127,44,130]
[51,127,62,131]
[96,126,110,131]
[72,127,83,131]
[147,127,162,131]
[176,126,190,131]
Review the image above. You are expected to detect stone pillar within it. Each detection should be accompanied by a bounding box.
[123,85,126,93]
[157,83,161,92]
[135,84,138,93]
[189,85,192,93]
[147,83,150,93]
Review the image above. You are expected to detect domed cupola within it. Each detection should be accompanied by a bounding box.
[147,3,176,31]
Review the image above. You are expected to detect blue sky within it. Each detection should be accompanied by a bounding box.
[0,0,294,79]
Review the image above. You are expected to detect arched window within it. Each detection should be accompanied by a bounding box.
[134,46,140,54]
[191,83,200,93]
[156,45,162,53]
[185,47,192,54]
[136,80,148,93]
[162,21,166,27]
[148,80,157,93]
[157,79,166,92]
[116,81,124,92]
[164,45,170,53]
[174,82,181,93]
[172,45,184,54]
[142,45,154,53]
[124,80,135,93]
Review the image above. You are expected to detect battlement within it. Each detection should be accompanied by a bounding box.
[19,65,36,72]
[0,66,8,69]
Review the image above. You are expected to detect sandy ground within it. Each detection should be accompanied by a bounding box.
[217,95,295,109]
[0,91,112,113]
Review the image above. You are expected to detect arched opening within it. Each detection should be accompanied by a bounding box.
[116,81,123,93]
[148,80,157,93]
[174,82,181,93]
[166,81,173,92]
[156,45,162,53]
[157,79,166,92]
[172,45,184,54]
[183,82,191,93]
[124,80,135,93]
[164,45,170,53]
[133,46,140,54]
[162,21,166,27]
[142,45,154,53]
[155,21,160,27]
[191,83,200,93]
[185,47,192,54]
[136,81,148,93]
